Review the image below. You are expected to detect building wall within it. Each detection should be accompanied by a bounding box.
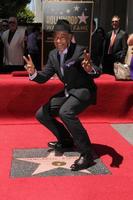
[93,0,127,32]
[33,0,42,23]
[126,0,133,34]
[34,0,132,33]
[94,0,133,34]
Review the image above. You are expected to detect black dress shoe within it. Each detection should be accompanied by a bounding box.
[70,153,95,171]
[48,141,74,150]
[48,141,58,148]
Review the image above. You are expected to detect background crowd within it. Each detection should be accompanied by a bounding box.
[0,15,132,75]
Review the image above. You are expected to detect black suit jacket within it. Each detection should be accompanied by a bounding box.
[32,43,101,104]
[104,29,128,62]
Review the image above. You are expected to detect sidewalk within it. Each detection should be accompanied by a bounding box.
[112,124,133,145]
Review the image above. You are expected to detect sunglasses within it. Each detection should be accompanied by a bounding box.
[112,20,119,23]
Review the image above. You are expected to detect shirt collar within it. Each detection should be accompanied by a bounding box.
[113,28,119,34]
[59,48,68,55]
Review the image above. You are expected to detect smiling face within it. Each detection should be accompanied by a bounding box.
[53,31,72,52]
[8,17,17,32]
[111,16,120,30]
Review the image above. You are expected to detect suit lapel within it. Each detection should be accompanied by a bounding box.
[55,43,76,79]
[64,43,76,61]
[52,50,64,79]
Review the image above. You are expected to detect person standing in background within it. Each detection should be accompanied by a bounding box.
[127,34,133,79]
[127,34,133,46]
[102,15,128,75]
[91,19,106,67]
[0,19,9,37]
[0,19,9,36]
[1,16,27,73]
[0,19,3,36]
[0,35,4,67]
[27,26,41,71]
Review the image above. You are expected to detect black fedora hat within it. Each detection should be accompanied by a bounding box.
[53,19,72,33]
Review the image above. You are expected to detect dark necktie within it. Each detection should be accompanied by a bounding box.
[59,53,69,97]
[8,31,16,44]
[60,53,65,75]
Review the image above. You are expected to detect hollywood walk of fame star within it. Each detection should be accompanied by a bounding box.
[16,151,91,175]
[78,12,89,24]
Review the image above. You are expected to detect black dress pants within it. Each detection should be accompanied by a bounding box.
[36,90,92,154]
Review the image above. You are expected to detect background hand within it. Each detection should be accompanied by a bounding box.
[23,54,36,75]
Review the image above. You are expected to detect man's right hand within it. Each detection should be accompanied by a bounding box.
[23,55,36,75]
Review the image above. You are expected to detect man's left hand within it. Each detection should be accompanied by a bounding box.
[81,49,92,73]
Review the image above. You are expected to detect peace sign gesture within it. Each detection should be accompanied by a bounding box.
[23,54,36,75]
[81,49,92,73]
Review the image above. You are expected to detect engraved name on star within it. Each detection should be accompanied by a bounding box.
[78,12,88,24]
[16,151,91,175]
